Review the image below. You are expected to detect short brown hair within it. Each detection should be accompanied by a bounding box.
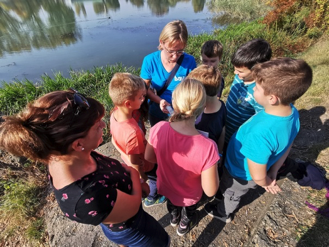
[0,90,105,163]
[186,65,222,97]
[201,40,223,60]
[252,58,312,105]
[109,73,146,105]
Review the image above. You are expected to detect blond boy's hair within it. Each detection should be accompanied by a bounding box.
[201,40,223,60]
[158,20,188,49]
[252,57,312,105]
[109,73,145,105]
[170,78,206,122]
[186,65,222,97]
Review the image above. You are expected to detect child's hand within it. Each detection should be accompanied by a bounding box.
[141,182,150,198]
[262,179,282,194]
[159,99,170,113]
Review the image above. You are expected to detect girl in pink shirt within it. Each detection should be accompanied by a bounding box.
[145,78,220,237]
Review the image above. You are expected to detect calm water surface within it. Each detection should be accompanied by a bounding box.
[0,0,222,84]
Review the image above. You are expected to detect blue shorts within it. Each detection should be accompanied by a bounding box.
[101,206,169,247]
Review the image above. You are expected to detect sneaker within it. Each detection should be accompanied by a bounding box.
[204,203,231,223]
[143,195,167,207]
[176,213,198,236]
[170,212,181,227]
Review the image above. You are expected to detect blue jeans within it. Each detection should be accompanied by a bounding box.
[101,206,169,247]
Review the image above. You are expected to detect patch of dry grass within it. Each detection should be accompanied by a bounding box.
[295,33,329,109]
[293,33,329,245]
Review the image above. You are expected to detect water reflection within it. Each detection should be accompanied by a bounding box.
[0,0,209,59]
[0,0,82,57]
[192,0,206,13]
[1,0,219,83]
[91,0,120,14]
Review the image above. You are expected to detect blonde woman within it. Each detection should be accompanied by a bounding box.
[145,79,220,236]
[140,20,197,127]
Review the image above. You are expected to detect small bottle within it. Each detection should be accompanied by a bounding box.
[166,105,174,115]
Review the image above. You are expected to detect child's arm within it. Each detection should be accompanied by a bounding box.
[201,163,220,197]
[247,159,282,194]
[267,144,292,181]
[111,137,148,181]
[128,154,148,181]
[144,141,157,164]
[217,126,225,165]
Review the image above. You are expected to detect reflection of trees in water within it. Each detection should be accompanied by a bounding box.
[147,0,188,16]
[129,0,144,8]
[93,0,120,14]
[192,0,206,13]
[208,0,271,25]
[0,0,82,57]
[75,3,87,18]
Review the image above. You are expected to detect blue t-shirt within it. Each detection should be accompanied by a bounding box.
[140,51,196,119]
[225,105,300,181]
[225,74,263,144]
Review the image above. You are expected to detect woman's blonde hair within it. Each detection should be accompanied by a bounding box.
[158,20,188,50]
[170,78,206,122]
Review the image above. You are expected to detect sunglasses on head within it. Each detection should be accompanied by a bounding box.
[48,88,90,121]
[69,88,90,115]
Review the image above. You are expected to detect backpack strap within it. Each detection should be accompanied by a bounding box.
[157,54,184,97]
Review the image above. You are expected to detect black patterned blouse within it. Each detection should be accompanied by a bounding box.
[50,151,134,231]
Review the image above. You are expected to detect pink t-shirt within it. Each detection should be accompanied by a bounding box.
[149,121,219,206]
[110,111,153,172]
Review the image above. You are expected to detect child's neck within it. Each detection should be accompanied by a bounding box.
[243,79,255,85]
[264,104,292,117]
[114,106,133,122]
[204,96,222,114]
[170,117,199,136]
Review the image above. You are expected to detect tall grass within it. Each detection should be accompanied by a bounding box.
[208,0,272,24]
[0,64,140,116]
[0,175,48,245]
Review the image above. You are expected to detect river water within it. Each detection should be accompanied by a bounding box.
[0,0,223,84]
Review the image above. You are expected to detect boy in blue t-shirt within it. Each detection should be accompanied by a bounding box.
[205,58,313,223]
[225,39,272,145]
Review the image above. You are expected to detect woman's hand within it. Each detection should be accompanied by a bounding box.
[159,99,170,114]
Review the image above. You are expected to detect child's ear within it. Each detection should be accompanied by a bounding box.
[268,94,279,105]
[124,99,132,108]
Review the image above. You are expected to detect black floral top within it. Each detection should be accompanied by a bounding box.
[50,151,133,231]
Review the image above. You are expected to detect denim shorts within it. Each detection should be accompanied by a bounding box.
[101,206,169,247]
